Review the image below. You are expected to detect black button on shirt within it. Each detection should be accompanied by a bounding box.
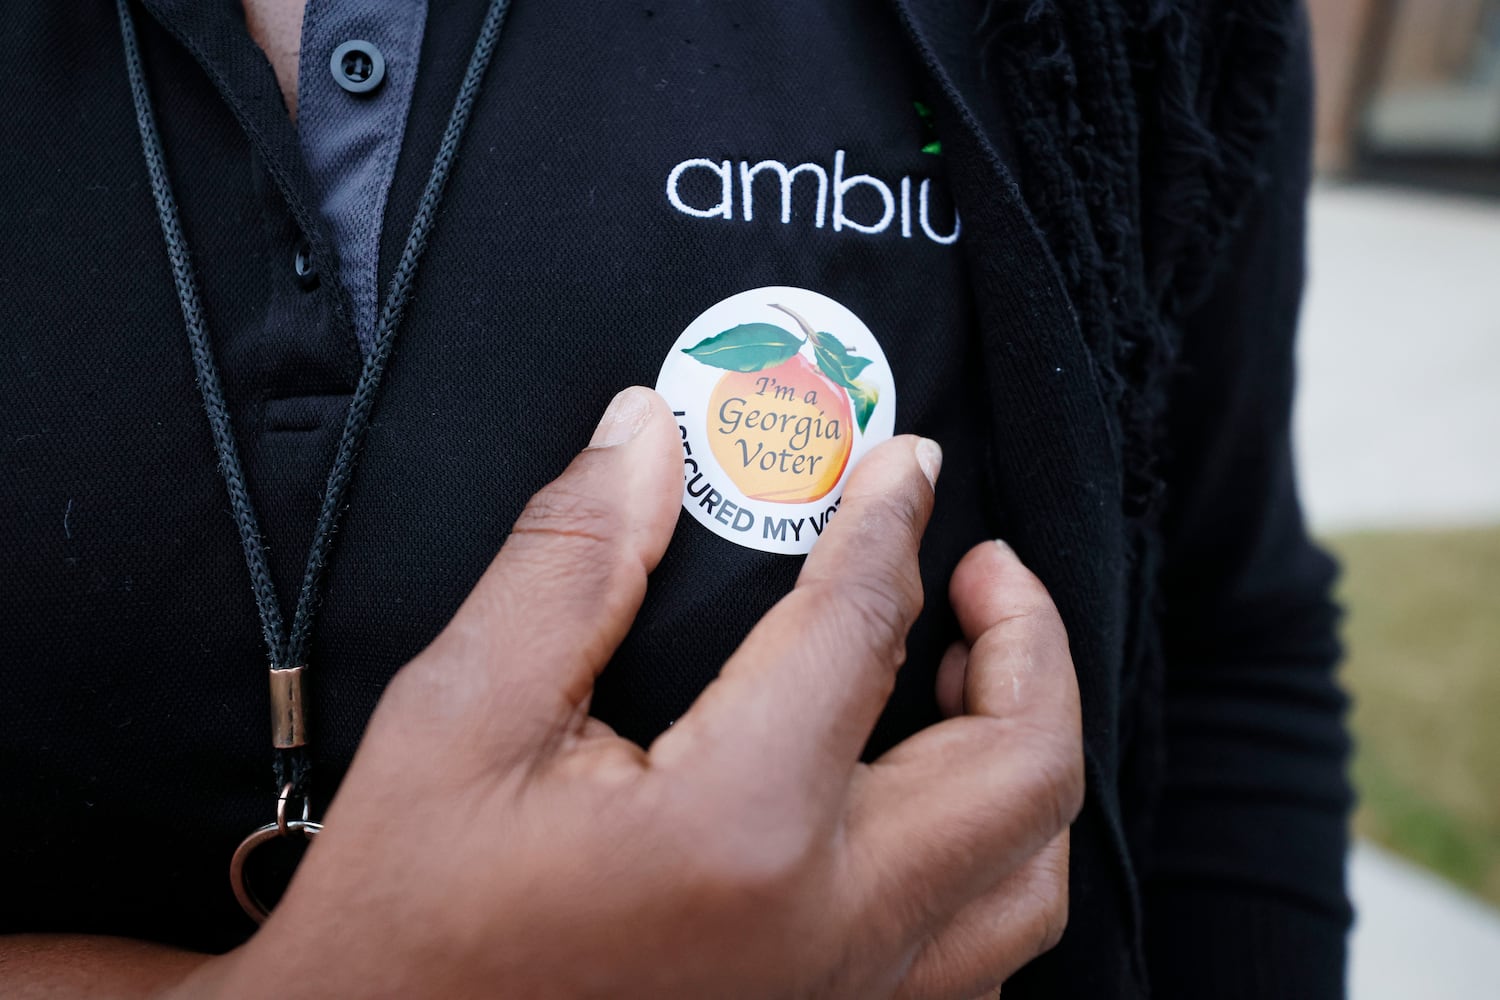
[293,240,318,288]
[330,39,385,93]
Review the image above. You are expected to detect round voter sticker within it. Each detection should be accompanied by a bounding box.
[655,286,896,555]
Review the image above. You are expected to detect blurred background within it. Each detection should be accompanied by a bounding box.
[1301,1,1499,995]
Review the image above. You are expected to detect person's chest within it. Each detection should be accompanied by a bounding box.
[0,0,996,947]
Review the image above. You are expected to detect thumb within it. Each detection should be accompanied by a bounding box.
[386,386,683,762]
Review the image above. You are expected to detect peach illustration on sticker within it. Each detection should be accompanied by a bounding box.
[656,286,895,555]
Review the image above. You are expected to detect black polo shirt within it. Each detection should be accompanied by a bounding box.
[3,0,990,951]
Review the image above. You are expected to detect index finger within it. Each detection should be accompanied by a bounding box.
[390,388,682,762]
[653,434,941,806]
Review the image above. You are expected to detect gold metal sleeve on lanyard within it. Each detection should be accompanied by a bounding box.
[269,665,308,749]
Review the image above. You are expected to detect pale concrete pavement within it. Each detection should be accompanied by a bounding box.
[1348,842,1500,1000]
[1297,185,1500,533]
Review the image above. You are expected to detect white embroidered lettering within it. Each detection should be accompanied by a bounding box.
[665,152,958,245]
[832,149,894,235]
[667,158,733,219]
[739,159,829,227]
[918,178,961,245]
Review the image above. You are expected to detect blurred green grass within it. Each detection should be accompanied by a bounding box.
[1325,525,1500,904]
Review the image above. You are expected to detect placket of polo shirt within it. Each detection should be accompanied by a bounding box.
[298,0,430,353]
[136,0,366,614]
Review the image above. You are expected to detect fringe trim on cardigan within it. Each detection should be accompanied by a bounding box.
[977,0,1297,525]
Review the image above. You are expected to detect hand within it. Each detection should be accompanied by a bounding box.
[190,387,1083,1000]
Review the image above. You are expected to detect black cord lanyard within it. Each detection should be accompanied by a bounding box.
[115,0,513,919]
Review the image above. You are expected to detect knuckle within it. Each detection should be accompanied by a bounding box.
[969,614,1079,726]
[968,713,1083,843]
[840,469,930,562]
[685,816,822,899]
[1018,735,1085,835]
[1060,751,1085,823]
[818,574,922,668]
[1047,707,1086,823]
[983,600,1065,654]
[512,483,621,547]
[850,574,922,645]
[944,715,1081,847]
[1033,870,1070,955]
[862,473,930,550]
[659,783,826,900]
[384,629,478,709]
[505,484,641,593]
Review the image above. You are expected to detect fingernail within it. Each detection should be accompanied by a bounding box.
[993,538,1015,556]
[915,438,943,487]
[590,387,653,448]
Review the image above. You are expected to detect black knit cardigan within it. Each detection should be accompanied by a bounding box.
[897,1,1352,996]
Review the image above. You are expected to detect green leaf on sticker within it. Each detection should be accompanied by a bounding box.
[848,380,879,434]
[682,323,803,372]
[808,330,874,391]
[805,329,878,431]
